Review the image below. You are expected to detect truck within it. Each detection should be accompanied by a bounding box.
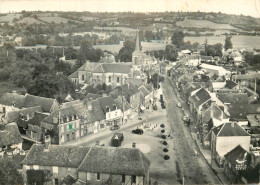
[111,133,124,147]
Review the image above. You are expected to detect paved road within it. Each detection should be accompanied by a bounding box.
[162,77,221,184]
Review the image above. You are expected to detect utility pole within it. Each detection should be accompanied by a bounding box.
[255,78,257,92]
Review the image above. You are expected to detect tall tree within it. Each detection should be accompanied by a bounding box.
[165,44,178,61]
[118,40,135,62]
[171,31,185,48]
[224,36,233,51]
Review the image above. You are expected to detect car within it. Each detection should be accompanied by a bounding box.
[110,125,120,131]
[111,133,124,147]
[132,128,144,135]
[183,116,187,121]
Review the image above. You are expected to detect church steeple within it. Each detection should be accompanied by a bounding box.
[135,30,140,52]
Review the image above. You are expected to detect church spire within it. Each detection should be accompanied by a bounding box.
[135,30,140,51]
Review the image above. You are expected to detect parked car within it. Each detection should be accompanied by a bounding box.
[111,133,124,147]
[132,128,144,135]
[110,125,120,131]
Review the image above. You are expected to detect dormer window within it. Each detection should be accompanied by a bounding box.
[20,113,25,120]
[106,106,110,113]
[113,104,116,110]
[108,76,111,82]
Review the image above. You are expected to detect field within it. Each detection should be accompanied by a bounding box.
[176,19,237,30]
[15,17,45,25]
[38,16,70,24]
[185,35,260,49]
[0,14,22,23]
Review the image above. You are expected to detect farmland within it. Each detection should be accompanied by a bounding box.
[0,14,22,23]
[185,35,260,49]
[176,19,237,30]
[38,16,70,24]
[15,17,45,25]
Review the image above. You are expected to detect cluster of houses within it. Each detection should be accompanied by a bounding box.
[171,59,260,183]
[0,31,158,185]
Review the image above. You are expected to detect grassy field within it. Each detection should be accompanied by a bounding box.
[176,19,237,30]
[38,16,70,24]
[0,81,26,97]
[0,14,22,23]
[15,17,45,25]
[185,35,260,49]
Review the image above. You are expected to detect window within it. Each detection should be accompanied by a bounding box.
[113,104,117,110]
[69,116,72,121]
[122,175,125,183]
[53,166,58,173]
[117,77,120,83]
[106,106,110,112]
[97,173,100,181]
[82,75,84,81]
[109,76,111,82]
[74,115,77,120]
[87,172,90,180]
[54,178,58,185]
[31,131,37,139]
[132,175,136,184]
[2,107,5,113]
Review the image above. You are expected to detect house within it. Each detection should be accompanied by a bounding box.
[114,96,131,124]
[247,114,260,137]
[211,122,250,167]
[23,94,60,114]
[201,56,214,63]
[97,96,122,126]
[224,145,251,184]
[185,55,201,66]
[0,122,23,156]
[21,144,151,185]
[19,112,48,143]
[217,93,249,105]
[77,147,151,185]
[110,83,141,118]
[125,77,145,87]
[0,92,25,114]
[227,103,248,127]
[189,88,211,115]
[138,85,152,109]
[91,63,132,87]
[223,80,240,90]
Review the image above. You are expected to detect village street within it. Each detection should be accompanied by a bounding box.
[162,76,221,184]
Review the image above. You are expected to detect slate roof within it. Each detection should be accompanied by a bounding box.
[114,96,131,111]
[247,115,260,127]
[21,144,91,168]
[85,93,102,101]
[92,63,132,74]
[191,88,211,107]
[217,93,249,104]
[68,71,78,78]
[201,56,213,61]
[227,103,247,120]
[121,83,140,96]
[125,78,145,87]
[26,112,48,127]
[5,106,43,123]
[212,123,250,137]
[61,100,82,108]
[138,86,150,97]
[23,94,59,113]
[224,145,249,166]
[0,122,23,147]
[0,93,25,108]
[224,80,238,89]
[78,147,150,176]
[77,61,99,72]
[97,96,118,113]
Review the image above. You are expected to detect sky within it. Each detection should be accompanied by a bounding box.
[0,0,260,17]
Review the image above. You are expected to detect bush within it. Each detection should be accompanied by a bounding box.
[160,124,165,128]
[163,141,168,145]
[164,155,170,160]
[161,135,166,139]
[161,129,165,133]
[163,148,169,152]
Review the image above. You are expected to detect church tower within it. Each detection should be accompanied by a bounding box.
[132,30,143,66]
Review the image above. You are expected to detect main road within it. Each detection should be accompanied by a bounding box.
[162,76,221,184]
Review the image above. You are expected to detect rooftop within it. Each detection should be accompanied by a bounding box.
[0,92,25,108]
[212,123,250,137]
[224,145,249,166]
[0,122,23,147]
[92,63,132,74]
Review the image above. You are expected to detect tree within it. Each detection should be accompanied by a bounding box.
[224,36,233,51]
[165,44,178,61]
[118,40,135,62]
[0,157,23,185]
[171,31,185,48]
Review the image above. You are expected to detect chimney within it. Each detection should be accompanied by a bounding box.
[231,122,235,127]
[44,135,51,150]
[87,101,93,111]
[53,116,58,124]
[102,93,107,97]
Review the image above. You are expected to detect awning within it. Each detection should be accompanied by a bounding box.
[140,106,145,111]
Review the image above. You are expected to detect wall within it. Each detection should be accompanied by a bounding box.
[0,104,19,114]
[26,124,42,141]
[59,118,80,144]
